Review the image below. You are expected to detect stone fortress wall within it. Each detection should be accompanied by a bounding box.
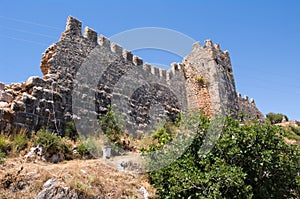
[0,16,264,134]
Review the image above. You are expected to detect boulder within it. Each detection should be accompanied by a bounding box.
[11,101,25,112]
[0,91,13,103]
[139,187,149,199]
[0,82,4,90]
[26,76,46,88]
[0,101,10,108]
[24,145,44,162]
[35,178,82,199]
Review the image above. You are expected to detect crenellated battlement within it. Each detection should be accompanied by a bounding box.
[237,92,256,104]
[98,35,110,48]
[62,16,232,79]
[150,66,160,76]
[122,50,133,62]
[142,63,168,80]
[84,27,97,44]
[140,62,183,81]
[167,62,183,80]
[111,43,123,55]
[204,39,213,48]
[190,39,232,72]
[64,16,82,36]
[237,92,264,120]
[63,17,145,67]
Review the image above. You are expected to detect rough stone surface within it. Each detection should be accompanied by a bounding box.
[0,16,264,134]
[183,41,238,116]
[35,178,87,199]
[238,94,264,121]
[0,102,10,108]
[0,91,14,103]
[0,82,4,90]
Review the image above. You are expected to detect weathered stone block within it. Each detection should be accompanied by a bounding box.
[22,93,36,104]
[26,76,46,88]
[0,108,13,121]
[0,91,13,103]
[111,43,123,55]
[84,27,97,44]
[133,56,143,66]
[0,82,4,90]
[122,50,133,61]
[0,102,9,108]
[65,16,82,36]
[98,35,110,48]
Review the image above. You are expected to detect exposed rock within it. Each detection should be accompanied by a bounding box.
[11,101,25,112]
[26,76,46,88]
[43,178,58,189]
[35,178,84,199]
[0,82,4,90]
[139,186,149,199]
[0,91,13,103]
[24,145,44,162]
[0,101,10,108]
[51,154,59,163]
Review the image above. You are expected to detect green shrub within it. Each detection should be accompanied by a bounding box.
[142,121,177,152]
[79,136,104,158]
[99,106,124,143]
[149,114,300,198]
[266,112,288,124]
[195,75,205,85]
[64,120,79,141]
[77,143,91,158]
[13,133,28,152]
[284,129,300,141]
[0,151,6,164]
[35,128,72,160]
[0,135,11,155]
[291,126,300,136]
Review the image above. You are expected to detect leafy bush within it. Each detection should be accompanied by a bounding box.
[64,120,79,141]
[77,143,92,158]
[13,133,28,152]
[99,106,124,144]
[35,128,72,160]
[149,114,300,198]
[266,112,288,124]
[78,136,105,159]
[291,126,300,136]
[0,151,6,164]
[0,135,11,155]
[141,121,177,152]
[284,128,300,141]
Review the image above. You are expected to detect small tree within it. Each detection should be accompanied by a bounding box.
[64,120,79,141]
[98,106,124,143]
[266,112,288,124]
[149,114,300,198]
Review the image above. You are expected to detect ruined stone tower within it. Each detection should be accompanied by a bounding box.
[0,16,264,134]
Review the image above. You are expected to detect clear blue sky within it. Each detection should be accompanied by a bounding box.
[0,0,299,120]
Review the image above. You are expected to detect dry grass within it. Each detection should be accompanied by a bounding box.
[0,157,156,199]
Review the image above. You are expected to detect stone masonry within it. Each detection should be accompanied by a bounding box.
[0,16,264,134]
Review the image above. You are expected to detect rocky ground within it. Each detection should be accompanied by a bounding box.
[0,157,155,199]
